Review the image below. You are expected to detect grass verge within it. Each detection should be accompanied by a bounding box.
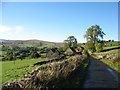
[92,54,120,72]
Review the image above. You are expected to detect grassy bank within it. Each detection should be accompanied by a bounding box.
[99,58,120,72]
[2,58,48,85]
[93,46,120,72]
[92,54,120,72]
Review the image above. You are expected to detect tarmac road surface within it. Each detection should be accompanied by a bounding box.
[83,56,120,89]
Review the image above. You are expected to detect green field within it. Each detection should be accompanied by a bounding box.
[103,45,120,50]
[18,44,36,47]
[98,49,120,55]
[0,51,7,55]
[104,41,120,47]
[1,58,48,85]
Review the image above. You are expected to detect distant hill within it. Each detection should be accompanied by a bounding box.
[0,39,64,47]
[0,39,13,42]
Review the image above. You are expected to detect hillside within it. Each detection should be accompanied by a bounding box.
[0,39,64,47]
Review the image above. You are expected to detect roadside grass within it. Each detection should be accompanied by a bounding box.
[92,53,120,72]
[93,46,120,72]
[2,58,48,85]
[99,58,120,72]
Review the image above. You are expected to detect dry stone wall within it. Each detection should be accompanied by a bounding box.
[2,54,88,90]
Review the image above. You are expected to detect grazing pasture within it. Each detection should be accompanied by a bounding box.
[98,49,120,55]
[1,58,48,85]
[103,45,120,50]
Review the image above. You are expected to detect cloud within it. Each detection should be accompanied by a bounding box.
[0,25,24,33]
[0,26,12,32]
[0,25,24,39]
[15,26,24,30]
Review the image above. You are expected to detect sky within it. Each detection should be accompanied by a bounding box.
[0,2,118,43]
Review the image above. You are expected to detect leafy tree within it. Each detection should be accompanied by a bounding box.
[30,51,40,58]
[112,40,114,42]
[84,25,105,44]
[19,53,26,60]
[2,45,10,51]
[64,36,78,54]
[84,25,105,52]
[64,36,77,48]
[108,40,111,42]
[5,50,14,61]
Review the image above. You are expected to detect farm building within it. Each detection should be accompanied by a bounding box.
[46,48,60,59]
[64,48,74,55]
